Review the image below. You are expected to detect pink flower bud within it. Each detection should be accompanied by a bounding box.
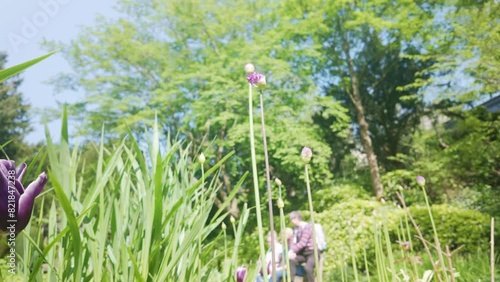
[275,178,282,186]
[198,153,206,164]
[416,176,426,187]
[244,63,255,73]
[277,198,284,209]
[301,147,312,163]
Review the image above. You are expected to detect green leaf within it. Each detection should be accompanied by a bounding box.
[0,50,57,82]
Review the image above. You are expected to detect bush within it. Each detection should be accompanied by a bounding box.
[310,183,371,212]
[315,200,400,271]
[313,200,491,274]
[408,204,491,254]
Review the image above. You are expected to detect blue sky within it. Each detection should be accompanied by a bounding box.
[1,0,118,144]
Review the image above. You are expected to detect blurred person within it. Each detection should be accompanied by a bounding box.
[288,211,317,282]
[256,231,285,282]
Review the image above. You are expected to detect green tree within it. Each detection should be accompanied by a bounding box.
[399,0,500,103]
[50,0,348,217]
[0,52,32,161]
[303,0,438,199]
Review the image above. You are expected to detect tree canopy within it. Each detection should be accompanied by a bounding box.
[48,0,500,217]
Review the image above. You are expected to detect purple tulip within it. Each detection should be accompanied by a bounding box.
[236,265,247,282]
[0,159,47,234]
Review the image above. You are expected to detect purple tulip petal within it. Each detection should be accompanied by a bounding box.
[15,179,25,194]
[0,163,16,231]
[16,163,27,181]
[0,160,16,172]
[17,172,47,232]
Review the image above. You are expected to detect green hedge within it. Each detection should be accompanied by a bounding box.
[314,201,490,272]
[235,199,491,274]
[408,204,490,254]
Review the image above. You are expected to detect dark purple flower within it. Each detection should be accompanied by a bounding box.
[236,265,247,282]
[246,72,266,88]
[0,159,47,234]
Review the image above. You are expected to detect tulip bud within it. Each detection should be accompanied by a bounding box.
[198,153,206,164]
[236,266,248,282]
[244,63,255,73]
[277,198,284,209]
[275,178,282,186]
[300,147,313,163]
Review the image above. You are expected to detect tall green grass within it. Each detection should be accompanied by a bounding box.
[1,111,496,282]
[12,113,249,281]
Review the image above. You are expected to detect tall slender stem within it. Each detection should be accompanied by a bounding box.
[197,164,205,282]
[304,164,321,282]
[248,83,268,279]
[396,192,440,280]
[421,185,448,281]
[259,93,277,282]
[491,217,495,282]
[278,184,291,282]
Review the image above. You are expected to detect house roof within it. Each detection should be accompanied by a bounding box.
[480,95,500,112]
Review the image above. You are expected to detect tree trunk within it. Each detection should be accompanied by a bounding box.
[339,22,384,199]
[349,79,384,199]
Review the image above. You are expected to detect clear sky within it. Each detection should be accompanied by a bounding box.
[1,0,118,144]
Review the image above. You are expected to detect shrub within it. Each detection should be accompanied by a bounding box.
[313,200,491,274]
[408,204,491,254]
[314,200,400,271]
[310,183,371,212]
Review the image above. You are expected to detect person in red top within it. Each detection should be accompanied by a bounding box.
[288,211,317,282]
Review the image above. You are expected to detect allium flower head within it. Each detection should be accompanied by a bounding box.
[300,147,313,163]
[277,198,284,209]
[236,265,247,282]
[230,215,235,224]
[275,178,282,186]
[198,153,206,164]
[221,222,227,230]
[416,176,426,187]
[244,63,255,73]
[246,72,266,88]
[398,241,411,251]
[0,159,47,234]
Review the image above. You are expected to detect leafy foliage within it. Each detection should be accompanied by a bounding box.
[408,204,490,254]
[0,53,32,161]
[16,115,249,281]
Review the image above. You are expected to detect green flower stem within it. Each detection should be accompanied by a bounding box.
[259,92,277,282]
[347,222,359,282]
[421,185,448,281]
[197,164,205,282]
[396,192,440,280]
[304,164,321,282]
[278,185,291,282]
[382,213,396,280]
[248,83,268,279]
[363,247,371,282]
